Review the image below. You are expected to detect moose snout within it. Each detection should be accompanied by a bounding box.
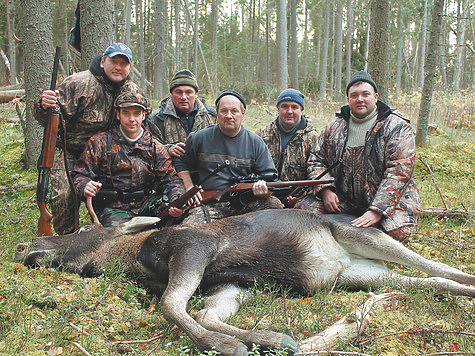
[14,242,30,263]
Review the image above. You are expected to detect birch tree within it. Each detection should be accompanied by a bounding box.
[319,0,331,98]
[290,0,299,89]
[276,0,288,91]
[154,0,168,99]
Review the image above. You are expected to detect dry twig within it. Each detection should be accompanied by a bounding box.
[68,322,90,336]
[418,157,448,209]
[72,342,92,356]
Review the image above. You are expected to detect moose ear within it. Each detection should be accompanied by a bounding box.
[119,217,161,234]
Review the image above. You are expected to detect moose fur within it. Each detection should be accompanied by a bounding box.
[16,209,475,356]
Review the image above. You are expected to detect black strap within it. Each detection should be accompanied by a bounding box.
[60,116,79,231]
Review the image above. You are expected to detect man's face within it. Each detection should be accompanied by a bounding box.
[277,101,302,130]
[117,106,145,139]
[101,55,131,83]
[217,95,244,137]
[171,85,198,115]
[347,82,379,119]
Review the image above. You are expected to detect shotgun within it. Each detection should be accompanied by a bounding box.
[37,46,61,236]
[200,178,335,205]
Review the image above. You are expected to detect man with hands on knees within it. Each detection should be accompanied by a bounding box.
[296,71,420,244]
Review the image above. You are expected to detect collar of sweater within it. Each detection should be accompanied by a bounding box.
[350,107,378,124]
[120,125,144,144]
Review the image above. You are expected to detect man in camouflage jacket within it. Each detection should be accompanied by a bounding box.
[256,89,318,182]
[72,88,185,227]
[147,69,216,157]
[35,43,139,234]
[297,71,420,243]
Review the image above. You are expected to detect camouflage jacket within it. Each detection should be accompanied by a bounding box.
[307,101,420,228]
[72,126,185,214]
[256,116,318,181]
[35,55,140,159]
[147,96,216,151]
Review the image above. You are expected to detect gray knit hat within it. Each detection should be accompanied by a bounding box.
[215,90,247,109]
[346,71,378,96]
[169,69,199,92]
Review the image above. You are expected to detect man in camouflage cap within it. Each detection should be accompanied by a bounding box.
[72,87,186,227]
[35,43,140,234]
[147,69,216,157]
[296,71,420,244]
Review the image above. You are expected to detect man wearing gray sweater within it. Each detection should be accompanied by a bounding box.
[296,71,420,244]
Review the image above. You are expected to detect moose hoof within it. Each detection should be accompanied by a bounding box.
[232,343,249,356]
[280,334,298,355]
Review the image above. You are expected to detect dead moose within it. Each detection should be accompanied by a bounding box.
[16,209,475,355]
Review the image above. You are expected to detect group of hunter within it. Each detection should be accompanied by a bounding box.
[36,42,420,243]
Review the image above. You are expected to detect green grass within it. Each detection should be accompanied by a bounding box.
[0,94,474,355]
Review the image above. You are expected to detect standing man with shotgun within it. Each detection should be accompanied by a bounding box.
[35,43,139,235]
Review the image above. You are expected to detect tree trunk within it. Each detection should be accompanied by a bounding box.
[276,0,288,92]
[319,0,331,98]
[20,0,54,168]
[290,0,298,89]
[453,0,467,91]
[438,3,448,89]
[395,0,404,97]
[123,0,132,45]
[345,0,353,84]
[136,0,146,89]
[212,0,218,92]
[193,0,199,76]
[264,4,270,88]
[175,0,181,70]
[154,0,168,99]
[80,0,114,69]
[367,0,391,103]
[334,0,343,98]
[303,0,308,79]
[416,0,444,146]
[418,0,428,89]
[6,0,18,85]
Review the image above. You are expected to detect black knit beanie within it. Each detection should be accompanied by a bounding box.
[346,71,378,96]
[215,90,247,109]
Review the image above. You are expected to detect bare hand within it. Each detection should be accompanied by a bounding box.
[168,206,185,218]
[252,180,271,198]
[351,210,382,228]
[169,142,186,157]
[83,181,102,198]
[322,188,341,213]
[41,89,59,110]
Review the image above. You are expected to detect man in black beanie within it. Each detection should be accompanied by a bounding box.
[147,69,216,157]
[296,71,420,244]
[173,90,281,225]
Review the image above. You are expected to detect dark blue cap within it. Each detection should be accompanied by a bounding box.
[103,43,133,64]
[276,89,305,110]
[215,90,246,109]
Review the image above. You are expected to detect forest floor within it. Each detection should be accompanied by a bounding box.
[0,91,473,355]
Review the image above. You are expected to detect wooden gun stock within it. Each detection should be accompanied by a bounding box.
[200,178,335,204]
[36,46,61,236]
[155,184,201,220]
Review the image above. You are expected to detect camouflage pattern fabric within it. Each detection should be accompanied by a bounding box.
[147,96,216,151]
[297,101,420,243]
[256,116,318,181]
[181,196,283,225]
[34,67,140,234]
[49,148,79,235]
[98,208,134,227]
[72,126,185,219]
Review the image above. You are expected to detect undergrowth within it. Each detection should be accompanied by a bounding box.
[0,93,473,355]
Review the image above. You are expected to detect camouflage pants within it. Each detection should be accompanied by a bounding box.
[294,193,414,244]
[49,148,79,235]
[98,208,134,227]
[182,196,283,225]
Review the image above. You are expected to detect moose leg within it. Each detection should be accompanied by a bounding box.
[338,259,475,297]
[331,222,475,286]
[160,254,249,355]
[196,284,298,354]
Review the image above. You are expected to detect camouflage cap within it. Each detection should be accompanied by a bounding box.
[114,89,151,114]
